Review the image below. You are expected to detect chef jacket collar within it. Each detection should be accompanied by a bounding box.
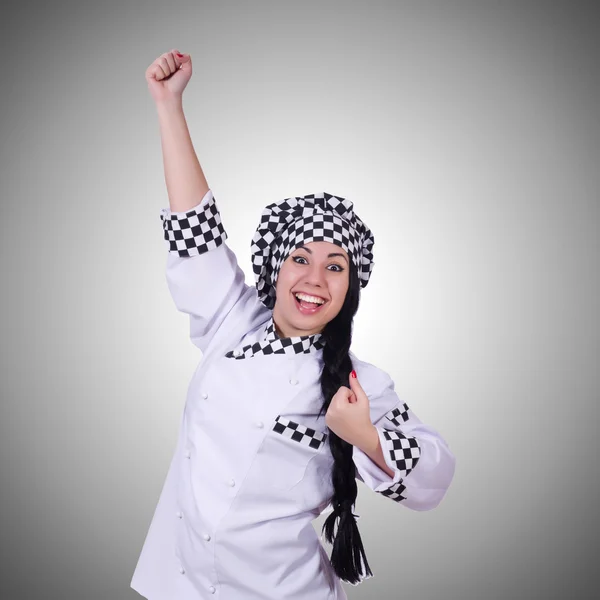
[225,313,325,359]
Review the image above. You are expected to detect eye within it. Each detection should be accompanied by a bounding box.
[292,255,344,272]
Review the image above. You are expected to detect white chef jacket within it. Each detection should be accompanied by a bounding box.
[130,189,456,600]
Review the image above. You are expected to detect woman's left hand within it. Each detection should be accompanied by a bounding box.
[325,370,377,453]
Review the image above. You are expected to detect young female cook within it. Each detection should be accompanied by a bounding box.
[131,49,456,600]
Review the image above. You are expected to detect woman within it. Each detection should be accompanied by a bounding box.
[131,49,456,600]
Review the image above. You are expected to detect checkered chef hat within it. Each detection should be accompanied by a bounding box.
[250,191,375,310]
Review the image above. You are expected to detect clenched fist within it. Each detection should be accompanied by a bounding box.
[145,49,193,104]
[325,371,378,453]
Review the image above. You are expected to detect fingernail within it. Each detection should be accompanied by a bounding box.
[351,370,356,378]
[176,52,184,57]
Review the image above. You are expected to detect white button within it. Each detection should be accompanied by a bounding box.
[229,478,236,487]
[203,533,211,541]
[176,511,183,519]
[184,449,191,458]
[208,586,216,594]
[290,378,298,385]
[256,421,264,428]
[201,392,208,399]
[179,566,185,574]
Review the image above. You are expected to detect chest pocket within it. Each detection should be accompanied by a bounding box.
[261,415,330,491]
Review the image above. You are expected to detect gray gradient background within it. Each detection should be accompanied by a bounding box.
[1,1,598,599]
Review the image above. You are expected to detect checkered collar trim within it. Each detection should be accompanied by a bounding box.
[225,314,326,359]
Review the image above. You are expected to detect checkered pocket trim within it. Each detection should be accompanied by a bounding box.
[159,191,228,257]
[273,416,328,450]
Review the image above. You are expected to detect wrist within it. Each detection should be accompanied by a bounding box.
[156,97,184,115]
[357,425,380,456]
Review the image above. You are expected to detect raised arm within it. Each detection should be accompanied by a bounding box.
[146,49,209,212]
[156,95,209,213]
[146,50,251,353]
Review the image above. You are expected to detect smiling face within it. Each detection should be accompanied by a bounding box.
[272,241,351,338]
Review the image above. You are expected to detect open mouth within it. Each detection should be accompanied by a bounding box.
[292,292,327,315]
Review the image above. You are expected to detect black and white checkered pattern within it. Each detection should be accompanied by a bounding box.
[382,430,421,478]
[383,402,411,426]
[225,314,325,359]
[379,480,408,503]
[159,192,228,256]
[250,192,375,310]
[272,416,328,450]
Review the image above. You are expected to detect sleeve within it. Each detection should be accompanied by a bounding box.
[352,377,456,511]
[159,188,251,353]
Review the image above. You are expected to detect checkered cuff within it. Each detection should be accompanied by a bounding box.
[353,399,423,503]
[382,428,421,477]
[159,189,228,257]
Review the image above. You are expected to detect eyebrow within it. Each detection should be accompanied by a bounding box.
[295,245,349,264]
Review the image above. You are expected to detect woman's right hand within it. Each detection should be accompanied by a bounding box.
[145,49,193,104]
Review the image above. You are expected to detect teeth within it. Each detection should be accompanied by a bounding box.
[295,293,325,305]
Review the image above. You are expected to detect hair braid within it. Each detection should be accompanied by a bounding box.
[316,260,373,585]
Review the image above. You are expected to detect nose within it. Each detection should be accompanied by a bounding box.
[302,261,327,291]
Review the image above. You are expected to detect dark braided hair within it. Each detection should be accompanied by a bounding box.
[315,256,373,585]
